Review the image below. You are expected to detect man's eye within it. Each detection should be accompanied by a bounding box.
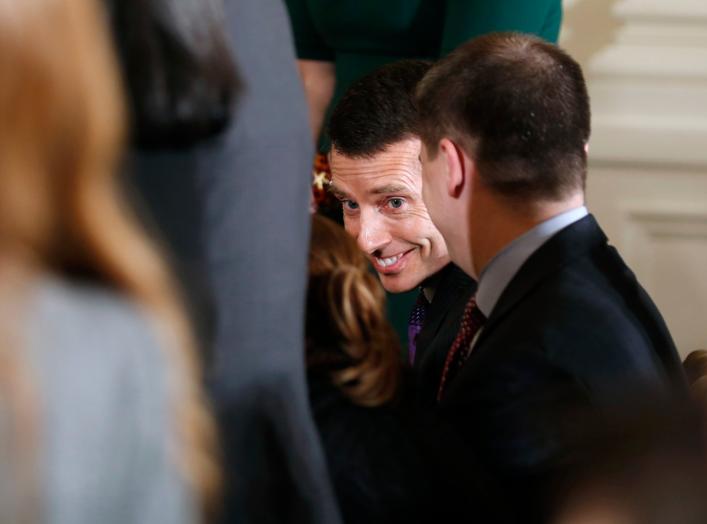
[387,198,405,209]
[343,200,359,210]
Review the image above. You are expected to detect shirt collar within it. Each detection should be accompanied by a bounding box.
[475,206,588,317]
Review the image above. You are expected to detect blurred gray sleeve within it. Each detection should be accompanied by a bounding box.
[27,282,196,524]
[196,1,341,522]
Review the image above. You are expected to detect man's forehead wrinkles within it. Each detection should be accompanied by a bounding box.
[332,164,420,182]
[335,172,417,193]
[328,183,349,197]
[330,140,423,199]
[331,149,419,170]
[370,183,409,195]
[332,166,421,201]
[332,160,418,174]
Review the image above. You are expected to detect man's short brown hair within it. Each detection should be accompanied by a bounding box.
[329,59,431,158]
[415,32,591,201]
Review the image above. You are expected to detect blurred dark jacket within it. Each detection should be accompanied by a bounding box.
[119,0,341,522]
[308,368,508,524]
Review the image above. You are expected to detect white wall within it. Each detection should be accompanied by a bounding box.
[561,0,707,356]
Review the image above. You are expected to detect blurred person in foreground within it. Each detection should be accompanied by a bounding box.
[0,0,218,522]
[305,215,499,524]
[552,401,707,524]
[105,0,340,522]
[415,32,687,523]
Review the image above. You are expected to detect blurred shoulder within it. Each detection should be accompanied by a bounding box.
[28,275,161,361]
[24,275,170,421]
[22,276,192,523]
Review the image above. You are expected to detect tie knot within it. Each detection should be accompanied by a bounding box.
[409,290,429,324]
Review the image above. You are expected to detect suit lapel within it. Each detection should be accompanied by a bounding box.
[415,265,475,373]
[472,215,607,353]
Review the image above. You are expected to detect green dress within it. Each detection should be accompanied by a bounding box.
[285,0,563,346]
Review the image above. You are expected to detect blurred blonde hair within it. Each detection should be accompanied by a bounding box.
[0,0,219,518]
[306,215,401,407]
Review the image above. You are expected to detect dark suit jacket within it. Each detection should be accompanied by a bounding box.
[412,263,476,407]
[440,215,686,523]
[402,264,509,523]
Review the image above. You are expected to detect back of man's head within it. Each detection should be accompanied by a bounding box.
[329,59,432,157]
[416,32,591,202]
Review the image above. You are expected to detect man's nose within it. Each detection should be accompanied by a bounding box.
[357,211,391,254]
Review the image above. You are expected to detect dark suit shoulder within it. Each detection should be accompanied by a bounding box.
[499,275,662,396]
[467,218,684,401]
[439,217,684,524]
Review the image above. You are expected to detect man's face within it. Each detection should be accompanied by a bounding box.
[330,138,449,293]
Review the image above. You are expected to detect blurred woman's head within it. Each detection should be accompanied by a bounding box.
[307,215,401,407]
[0,0,124,270]
[105,0,240,148]
[0,0,219,517]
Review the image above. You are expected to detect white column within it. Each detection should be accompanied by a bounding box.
[585,0,707,166]
[562,0,707,356]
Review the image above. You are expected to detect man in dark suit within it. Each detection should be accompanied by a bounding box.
[415,33,687,523]
[326,60,476,404]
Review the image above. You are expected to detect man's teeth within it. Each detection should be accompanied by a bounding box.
[376,253,403,267]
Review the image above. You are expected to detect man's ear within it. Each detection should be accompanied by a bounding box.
[439,138,468,199]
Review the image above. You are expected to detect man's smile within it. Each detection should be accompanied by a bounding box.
[372,248,416,274]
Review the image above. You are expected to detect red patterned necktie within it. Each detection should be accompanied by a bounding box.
[437,296,487,401]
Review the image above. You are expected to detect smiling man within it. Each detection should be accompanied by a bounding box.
[330,137,446,293]
[327,60,475,402]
